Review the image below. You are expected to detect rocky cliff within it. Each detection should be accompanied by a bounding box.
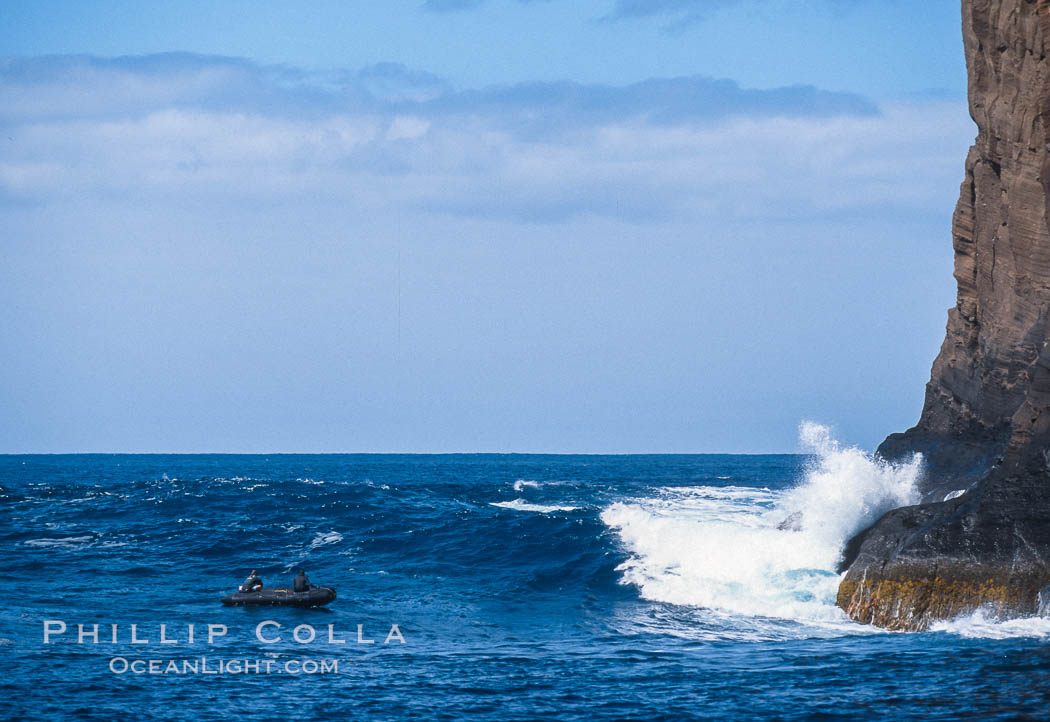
[837,0,1050,631]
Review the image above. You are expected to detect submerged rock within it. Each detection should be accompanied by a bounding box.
[837,0,1050,631]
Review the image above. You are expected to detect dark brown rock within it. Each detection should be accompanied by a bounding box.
[838,0,1050,630]
[838,464,1050,629]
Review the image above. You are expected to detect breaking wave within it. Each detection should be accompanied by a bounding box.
[601,422,922,626]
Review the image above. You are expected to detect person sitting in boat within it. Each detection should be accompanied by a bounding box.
[239,569,263,592]
[293,568,312,593]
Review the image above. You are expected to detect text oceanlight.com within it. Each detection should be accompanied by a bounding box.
[108,657,341,675]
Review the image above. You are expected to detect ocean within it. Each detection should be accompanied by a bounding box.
[6,427,1050,720]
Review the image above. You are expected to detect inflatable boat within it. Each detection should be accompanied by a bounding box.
[221,586,336,607]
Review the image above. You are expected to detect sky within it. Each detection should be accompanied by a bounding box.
[0,0,973,453]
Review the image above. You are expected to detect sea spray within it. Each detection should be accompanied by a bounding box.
[601,422,923,624]
[776,421,922,559]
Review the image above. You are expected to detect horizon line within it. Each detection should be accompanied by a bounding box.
[0,450,808,456]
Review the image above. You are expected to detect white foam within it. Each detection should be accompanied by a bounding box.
[776,421,922,555]
[491,499,580,513]
[601,422,922,631]
[22,535,97,548]
[513,479,542,491]
[309,531,343,549]
[943,489,965,501]
[931,609,1050,639]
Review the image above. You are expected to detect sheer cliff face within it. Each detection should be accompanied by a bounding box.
[889,0,1050,481]
[837,0,1050,631]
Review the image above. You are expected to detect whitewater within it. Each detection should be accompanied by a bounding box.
[601,422,922,633]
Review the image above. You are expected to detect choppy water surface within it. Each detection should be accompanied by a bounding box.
[5,434,1050,719]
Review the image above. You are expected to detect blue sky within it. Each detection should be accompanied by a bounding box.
[0,1,972,452]
[1,1,963,97]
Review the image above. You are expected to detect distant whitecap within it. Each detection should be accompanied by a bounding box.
[309,531,343,549]
[491,499,579,513]
[513,479,542,491]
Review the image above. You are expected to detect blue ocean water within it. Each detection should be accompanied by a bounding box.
[4,447,1050,720]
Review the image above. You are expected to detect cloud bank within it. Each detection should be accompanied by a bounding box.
[0,53,962,223]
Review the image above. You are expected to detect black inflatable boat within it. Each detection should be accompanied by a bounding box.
[221,586,336,607]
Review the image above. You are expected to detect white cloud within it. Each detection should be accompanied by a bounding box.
[0,69,971,223]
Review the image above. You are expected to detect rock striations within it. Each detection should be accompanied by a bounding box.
[837,0,1050,631]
